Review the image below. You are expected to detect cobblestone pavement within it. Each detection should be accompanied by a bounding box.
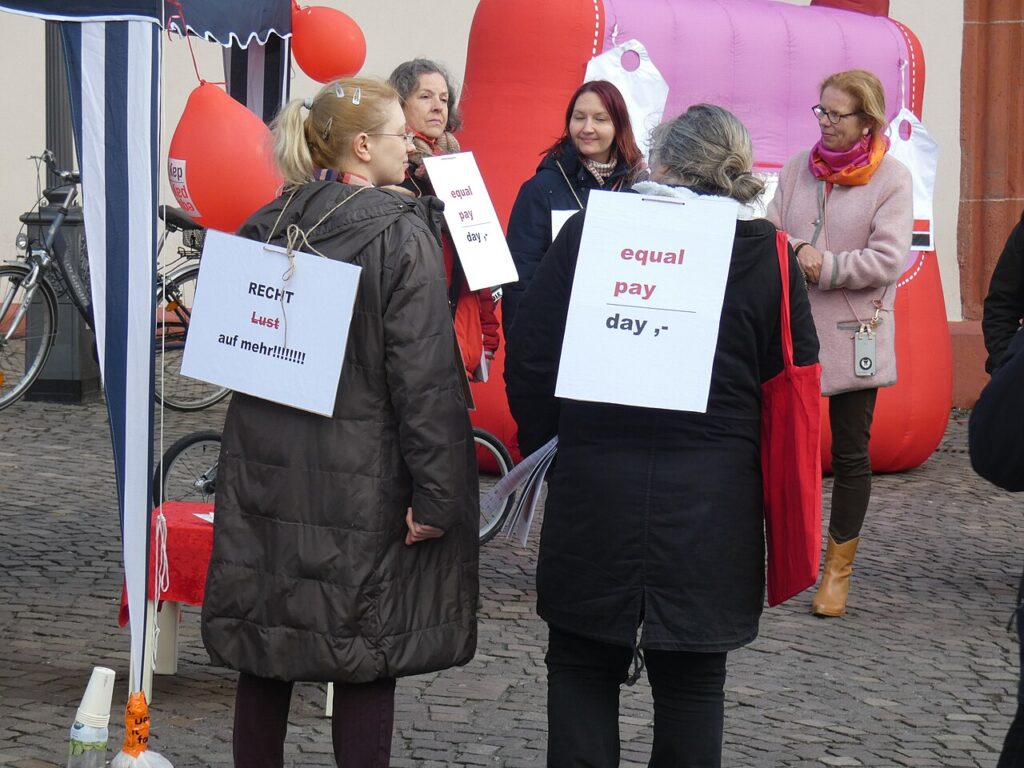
[0,396,1020,767]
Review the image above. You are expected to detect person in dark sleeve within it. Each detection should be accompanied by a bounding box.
[971,319,1024,768]
[982,210,1024,373]
[505,104,819,768]
[502,80,647,340]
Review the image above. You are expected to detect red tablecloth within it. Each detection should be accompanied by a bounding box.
[118,501,214,627]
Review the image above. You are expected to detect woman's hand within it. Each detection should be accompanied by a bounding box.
[405,508,444,545]
[796,243,824,284]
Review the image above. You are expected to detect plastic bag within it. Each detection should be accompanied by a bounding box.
[584,39,669,159]
[110,692,174,768]
[886,107,938,251]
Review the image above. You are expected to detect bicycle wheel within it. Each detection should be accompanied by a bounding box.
[154,266,230,412]
[153,430,222,507]
[474,427,516,544]
[0,264,58,410]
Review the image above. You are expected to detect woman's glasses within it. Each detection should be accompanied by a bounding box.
[812,104,863,125]
[368,132,416,146]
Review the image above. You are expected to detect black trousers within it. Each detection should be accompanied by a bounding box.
[545,625,728,768]
[232,672,396,768]
[998,568,1024,767]
[828,388,879,543]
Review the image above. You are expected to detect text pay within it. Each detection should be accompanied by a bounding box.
[613,281,656,300]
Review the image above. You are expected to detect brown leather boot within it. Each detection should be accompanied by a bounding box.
[811,535,860,617]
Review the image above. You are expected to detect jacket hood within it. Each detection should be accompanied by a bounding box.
[241,182,445,255]
[537,142,583,175]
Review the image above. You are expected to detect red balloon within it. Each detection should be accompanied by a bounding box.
[291,4,366,82]
[168,83,282,233]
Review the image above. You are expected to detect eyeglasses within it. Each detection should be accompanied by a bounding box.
[812,104,863,125]
[367,132,416,146]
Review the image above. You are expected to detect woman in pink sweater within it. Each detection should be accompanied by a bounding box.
[767,69,912,618]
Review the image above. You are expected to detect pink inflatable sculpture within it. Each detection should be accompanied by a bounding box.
[460,0,951,473]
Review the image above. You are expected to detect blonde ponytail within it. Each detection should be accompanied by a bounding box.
[271,97,316,189]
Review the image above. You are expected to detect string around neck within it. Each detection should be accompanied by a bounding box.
[263,185,370,348]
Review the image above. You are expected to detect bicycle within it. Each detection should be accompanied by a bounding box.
[153,207,231,412]
[153,426,517,544]
[0,151,230,411]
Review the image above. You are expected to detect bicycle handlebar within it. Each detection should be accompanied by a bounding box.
[34,150,81,184]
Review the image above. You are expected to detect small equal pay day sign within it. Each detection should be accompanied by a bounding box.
[181,229,361,416]
[422,151,518,290]
[556,190,739,412]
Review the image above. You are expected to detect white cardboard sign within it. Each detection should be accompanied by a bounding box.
[181,229,361,416]
[421,151,519,290]
[551,209,578,241]
[555,190,738,412]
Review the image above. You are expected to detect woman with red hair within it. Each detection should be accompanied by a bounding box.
[502,80,647,338]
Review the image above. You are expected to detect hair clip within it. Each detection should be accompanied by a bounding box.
[302,96,313,110]
[322,116,333,140]
[331,82,361,105]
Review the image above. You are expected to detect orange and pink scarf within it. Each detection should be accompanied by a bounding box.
[808,134,889,186]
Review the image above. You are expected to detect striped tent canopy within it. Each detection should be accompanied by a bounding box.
[0,0,290,696]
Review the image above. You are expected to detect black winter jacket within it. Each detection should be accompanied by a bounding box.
[502,142,642,337]
[505,200,819,651]
[982,210,1024,373]
[201,182,479,682]
[970,328,1024,491]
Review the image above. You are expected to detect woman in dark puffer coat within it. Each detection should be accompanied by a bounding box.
[505,104,819,767]
[201,77,478,768]
[501,80,647,339]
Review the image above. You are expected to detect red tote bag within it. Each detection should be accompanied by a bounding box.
[761,231,822,607]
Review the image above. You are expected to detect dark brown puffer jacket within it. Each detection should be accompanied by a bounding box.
[201,182,479,682]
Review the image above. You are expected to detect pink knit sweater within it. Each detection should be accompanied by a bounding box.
[766,150,912,395]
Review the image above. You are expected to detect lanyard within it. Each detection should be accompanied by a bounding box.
[810,181,827,247]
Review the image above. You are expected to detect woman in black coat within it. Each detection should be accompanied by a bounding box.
[982,209,1024,373]
[201,77,478,768]
[501,80,646,339]
[972,289,1024,768]
[505,104,819,767]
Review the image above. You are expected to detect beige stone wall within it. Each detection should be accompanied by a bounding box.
[0,2,963,317]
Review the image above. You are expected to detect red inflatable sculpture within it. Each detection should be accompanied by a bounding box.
[460,0,952,473]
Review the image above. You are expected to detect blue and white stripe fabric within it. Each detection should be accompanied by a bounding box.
[1,0,291,696]
[224,33,291,125]
[61,19,159,693]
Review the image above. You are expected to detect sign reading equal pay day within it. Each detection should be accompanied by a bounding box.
[181,230,361,416]
[421,151,518,290]
[556,190,739,412]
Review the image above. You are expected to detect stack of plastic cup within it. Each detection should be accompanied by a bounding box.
[67,667,115,768]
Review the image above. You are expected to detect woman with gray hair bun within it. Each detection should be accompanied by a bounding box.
[647,103,767,204]
[504,103,819,767]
